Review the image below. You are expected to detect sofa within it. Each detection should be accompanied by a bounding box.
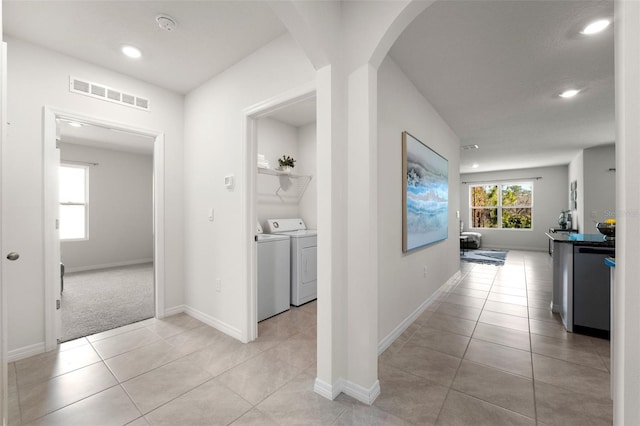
[460,221,482,249]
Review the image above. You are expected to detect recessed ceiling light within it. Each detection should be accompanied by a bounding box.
[471,163,480,169]
[559,89,580,99]
[461,144,479,150]
[121,45,142,59]
[581,19,611,35]
[67,121,83,128]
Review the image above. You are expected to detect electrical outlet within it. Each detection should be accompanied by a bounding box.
[423,266,428,277]
[215,278,222,293]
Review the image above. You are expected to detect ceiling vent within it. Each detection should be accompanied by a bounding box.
[69,76,150,112]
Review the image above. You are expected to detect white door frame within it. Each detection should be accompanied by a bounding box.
[43,106,165,350]
[241,83,316,342]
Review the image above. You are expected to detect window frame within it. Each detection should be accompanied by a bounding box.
[59,163,89,241]
[469,181,534,230]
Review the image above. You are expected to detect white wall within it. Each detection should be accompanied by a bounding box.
[256,117,299,226]
[297,122,317,229]
[60,143,153,271]
[460,166,568,251]
[568,150,584,232]
[256,118,317,230]
[583,144,616,225]
[4,37,184,353]
[377,56,461,342]
[183,33,315,336]
[568,144,615,233]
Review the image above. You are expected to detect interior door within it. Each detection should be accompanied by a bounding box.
[43,108,63,348]
[53,136,61,342]
[1,40,8,426]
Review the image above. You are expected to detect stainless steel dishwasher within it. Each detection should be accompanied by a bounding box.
[573,246,614,338]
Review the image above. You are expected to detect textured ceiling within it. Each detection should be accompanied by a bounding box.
[3,1,287,94]
[4,1,615,173]
[389,0,614,173]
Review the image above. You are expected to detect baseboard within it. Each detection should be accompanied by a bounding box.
[183,306,243,341]
[313,377,381,405]
[163,304,186,318]
[8,342,46,362]
[377,270,462,355]
[314,377,342,400]
[343,379,381,405]
[65,258,153,273]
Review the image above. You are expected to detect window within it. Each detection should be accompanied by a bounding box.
[59,164,88,240]
[470,182,533,229]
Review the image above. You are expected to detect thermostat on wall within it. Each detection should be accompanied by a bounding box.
[224,175,234,189]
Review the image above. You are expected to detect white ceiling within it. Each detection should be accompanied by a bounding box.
[58,119,155,155]
[390,0,615,174]
[4,1,615,173]
[3,1,287,94]
[267,97,317,128]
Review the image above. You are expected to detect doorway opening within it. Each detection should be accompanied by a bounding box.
[57,120,155,341]
[243,83,316,342]
[43,107,166,350]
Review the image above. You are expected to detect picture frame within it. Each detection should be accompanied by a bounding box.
[402,131,449,252]
[570,180,577,210]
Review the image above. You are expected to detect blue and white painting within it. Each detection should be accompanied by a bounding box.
[403,132,448,252]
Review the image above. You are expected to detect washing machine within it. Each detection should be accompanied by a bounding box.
[266,218,317,306]
[256,232,290,321]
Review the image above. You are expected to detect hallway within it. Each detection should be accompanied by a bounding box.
[8,250,611,425]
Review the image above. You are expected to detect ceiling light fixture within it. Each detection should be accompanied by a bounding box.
[559,89,580,99]
[471,163,480,169]
[581,19,611,35]
[156,15,177,32]
[121,45,142,59]
[461,144,479,150]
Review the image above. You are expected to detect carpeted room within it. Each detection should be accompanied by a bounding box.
[59,139,155,342]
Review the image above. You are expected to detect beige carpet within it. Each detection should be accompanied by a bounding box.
[61,263,154,342]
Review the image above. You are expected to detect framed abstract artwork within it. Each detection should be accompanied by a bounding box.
[402,131,449,252]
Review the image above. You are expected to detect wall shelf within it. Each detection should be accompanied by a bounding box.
[257,167,312,203]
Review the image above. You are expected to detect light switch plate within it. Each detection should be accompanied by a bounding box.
[224,175,234,189]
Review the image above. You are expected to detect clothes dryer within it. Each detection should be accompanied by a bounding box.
[266,218,317,306]
[256,233,290,321]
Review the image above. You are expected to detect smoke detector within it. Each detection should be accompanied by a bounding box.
[156,15,177,32]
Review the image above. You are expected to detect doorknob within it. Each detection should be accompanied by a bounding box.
[6,252,19,261]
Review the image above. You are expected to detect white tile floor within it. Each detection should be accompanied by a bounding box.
[8,250,612,425]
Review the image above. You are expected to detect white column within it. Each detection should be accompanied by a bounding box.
[614,0,640,423]
[345,63,380,403]
[314,65,349,399]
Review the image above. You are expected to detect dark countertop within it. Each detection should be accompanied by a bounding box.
[545,232,615,247]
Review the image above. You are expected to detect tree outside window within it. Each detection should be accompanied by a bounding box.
[470,182,533,229]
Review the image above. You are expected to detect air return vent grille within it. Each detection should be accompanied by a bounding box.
[69,76,150,112]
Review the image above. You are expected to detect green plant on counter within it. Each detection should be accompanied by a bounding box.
[278,155,296,168]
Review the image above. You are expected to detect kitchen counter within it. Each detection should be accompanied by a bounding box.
[545,232,614,247]
[547,232,613,338]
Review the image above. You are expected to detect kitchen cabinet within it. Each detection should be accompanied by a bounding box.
[547,232,614,338]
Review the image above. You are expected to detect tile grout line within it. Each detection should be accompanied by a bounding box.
[434,262,501,425]
[523,255,540,425]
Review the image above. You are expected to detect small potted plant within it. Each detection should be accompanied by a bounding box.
[278,155,296,173]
